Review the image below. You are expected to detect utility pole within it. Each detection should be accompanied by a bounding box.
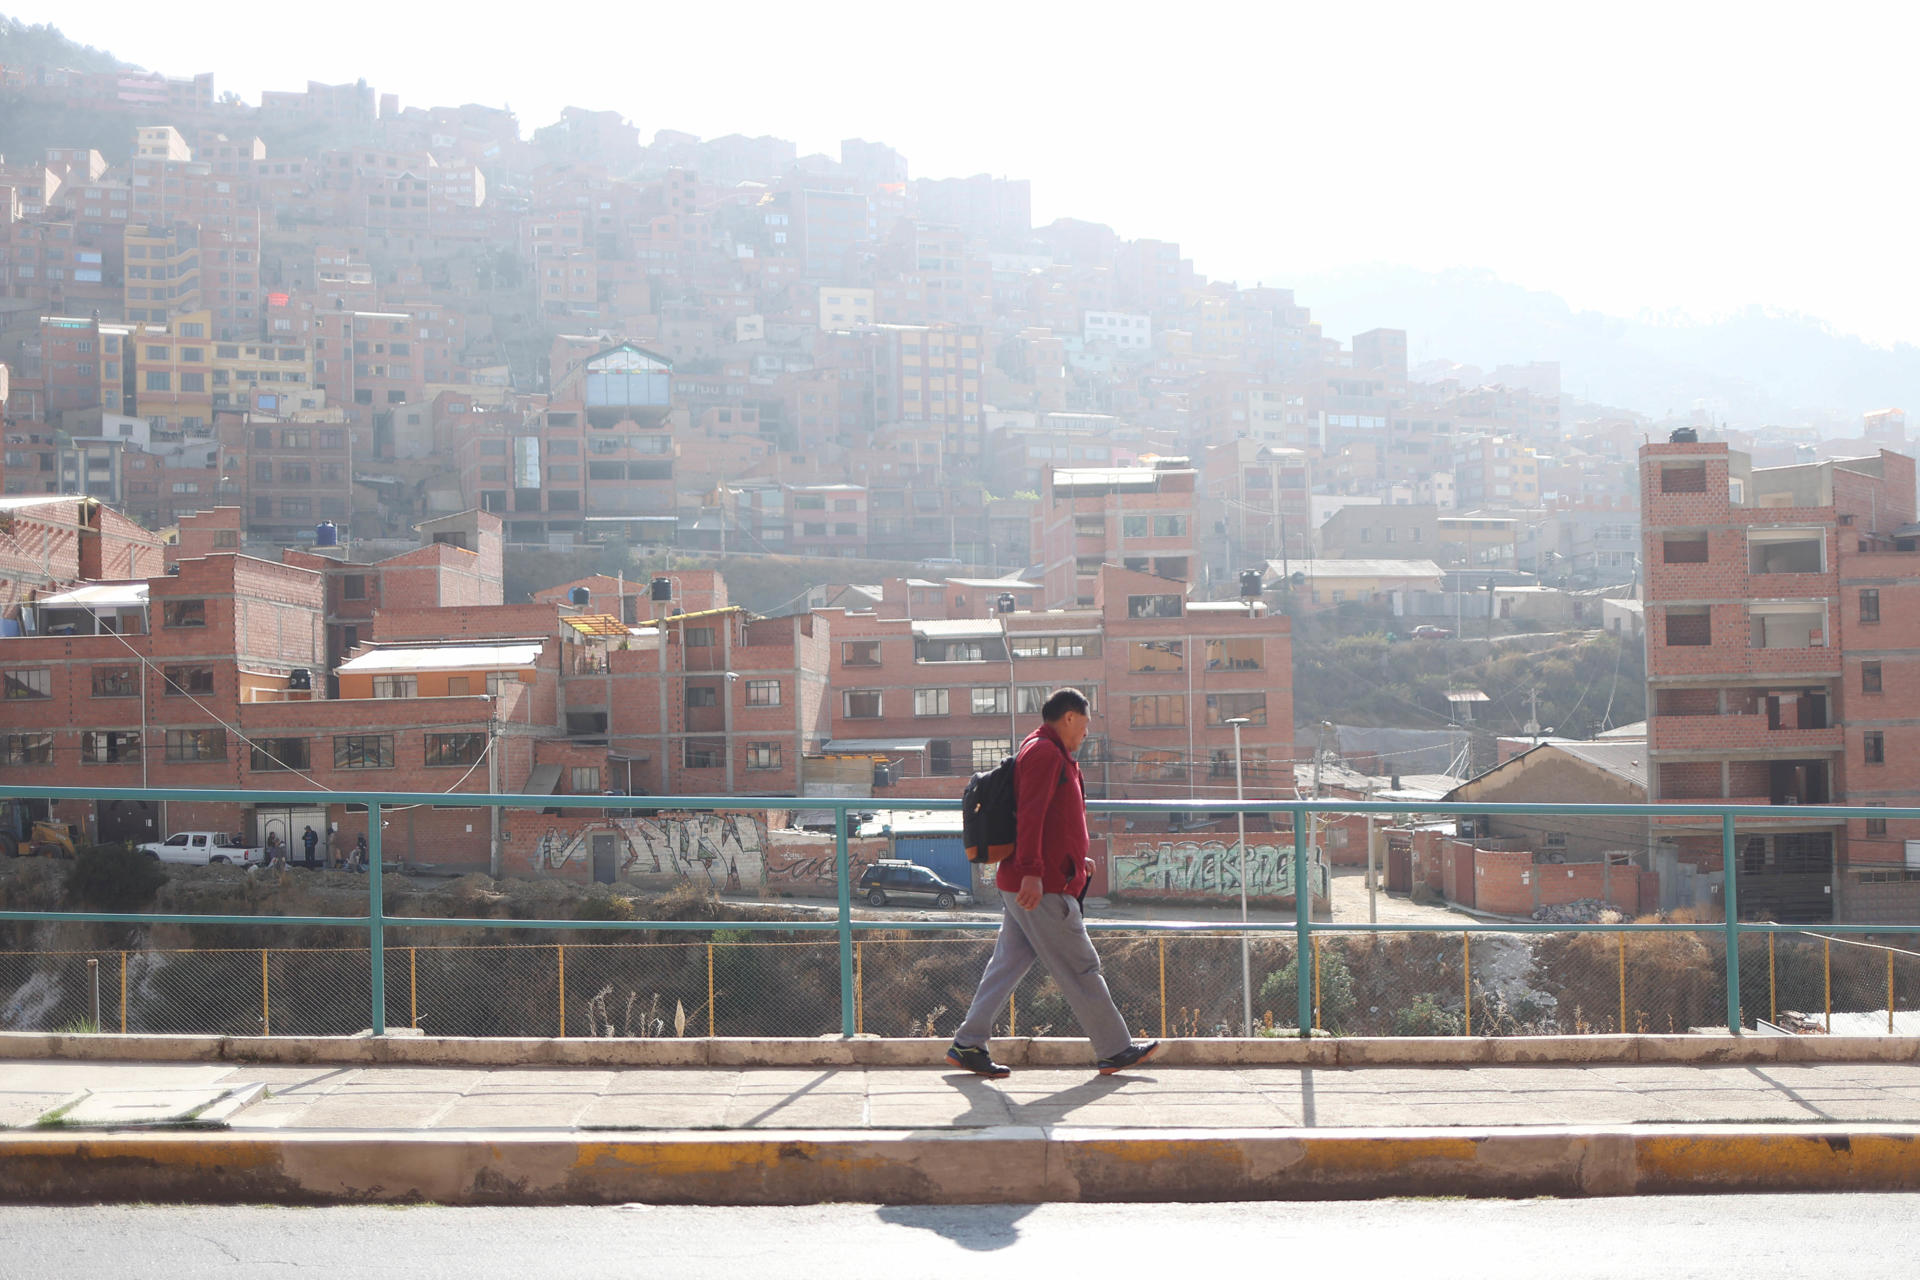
[1526,688,1541,746]
[487,707,502,879]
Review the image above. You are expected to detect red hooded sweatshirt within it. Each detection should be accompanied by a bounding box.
[997,721,1090,897]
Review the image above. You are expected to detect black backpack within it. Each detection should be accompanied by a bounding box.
[962,747,1067,865]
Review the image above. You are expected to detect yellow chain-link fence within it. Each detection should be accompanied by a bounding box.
[6,929,1919,1039]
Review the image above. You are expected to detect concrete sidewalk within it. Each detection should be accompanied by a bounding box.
[5,1041,1920,1204]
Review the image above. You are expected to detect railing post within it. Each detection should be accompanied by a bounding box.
[369,801,386,1036]
[1722,812,1741,1035]
[835,805,854,1038]
[1293,805,1311,1037]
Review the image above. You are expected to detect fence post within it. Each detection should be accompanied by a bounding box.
[1311,936,1322,1032]
[1293,805,1311,1037]
[1463,933,1472,1037]
[854,941,864,1036]
[1824,939,1832,1034]
[1722,813,1741,1035]
[708,942,716,1037]
[261,948,270,1036]
[1768,933,1777,1026]
[835,806,854,1038]
[1891,951,1897,1036]
[119,951,127,1034]
[1158,938,1167,1039]
[368,801,386,1036]
[557,945,567,1038]
[409,948,418,1030]
[1617,932,1627,1033]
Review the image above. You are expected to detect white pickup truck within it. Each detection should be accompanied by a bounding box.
[138,831,266,866]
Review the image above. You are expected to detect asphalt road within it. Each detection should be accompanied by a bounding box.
[7,1196,1914,1279]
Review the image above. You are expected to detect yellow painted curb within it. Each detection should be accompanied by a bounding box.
[1,1126,1917,1204]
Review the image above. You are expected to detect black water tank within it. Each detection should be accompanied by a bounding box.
[567,586,591,606]
[1669,426,1698,444]
[1239,569,1264,598]
[287,668,312,691]
[650,577,673,602]
[997,592,1016,614]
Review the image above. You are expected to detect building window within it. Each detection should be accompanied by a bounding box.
[1204,638,1262,671]
[1128,640,1184,673]
[1135,749,1184,782]
[972,738,1012,771]
[683,627,715,646]
[746,743,781,771]
[686,685,718,708]
[745,679,781,707]
[91,666,139,698]
[1867,804,1887,838]
[1861,589,1880,623]
[2,668,50,700]
[1665,606,1711,647]
[372,675,417,698]
[970,687,1008,716]
[570,766,602,793]
[164,729,226,762]
[424,733,484,767]
[163,665,214,696]
[342,574,367,600]
[1864,661,1883,694]
[249,738,310,771]
[1127,594,1182,619]
[843,690,883,719]
[1130,694,1186,729]
[81,730,142,764]
[1663,536,1709,564]
[162,599,207,628]
[1010,635,1099,660]
[144,371,171,392]
[3,732,53,765]
[1865,732,1885,765]
[683,738,724,769]
[334,734,394,769]
[914,688,950,717]
[1154,514,1187,537]
[1206,692,1268,726]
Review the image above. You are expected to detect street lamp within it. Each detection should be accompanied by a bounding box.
[1226,715,1253,1037]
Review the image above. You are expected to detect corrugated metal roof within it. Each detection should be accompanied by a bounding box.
[1269,558,1445,579]
[336,642,543,674]
[911,618,1005,639]
[820,738,934,755]
[38,582,149,608]
[1553,740,1648,790]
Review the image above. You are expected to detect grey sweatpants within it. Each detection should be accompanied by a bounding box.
[953,894,1131,1059]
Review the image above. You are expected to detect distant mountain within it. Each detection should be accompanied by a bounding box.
[0,15,129,73]
[1286,264,1920,427]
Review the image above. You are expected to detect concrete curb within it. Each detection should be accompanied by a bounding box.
[1,1125,1917,1204]
[2,1031,1917,1068]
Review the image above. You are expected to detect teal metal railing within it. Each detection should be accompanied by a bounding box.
[4,785,1919,1038]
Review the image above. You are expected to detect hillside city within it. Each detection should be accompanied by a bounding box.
[0,22,1915,933]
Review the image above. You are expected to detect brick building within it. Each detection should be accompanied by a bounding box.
[1640,439,1920,922]
[1033,458,1199,608]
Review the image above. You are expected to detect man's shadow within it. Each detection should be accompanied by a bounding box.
[874,1072,1141,1251]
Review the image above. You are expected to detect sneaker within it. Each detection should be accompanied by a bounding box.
[945,1042,1011,1078]
[1096,1040,1161,1075]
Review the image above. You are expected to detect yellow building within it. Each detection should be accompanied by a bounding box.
[124,223,202,325]
[128,309,215,437]
[211,337,318,414]
[818,287,875,329]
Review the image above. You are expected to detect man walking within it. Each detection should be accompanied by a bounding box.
[301,825,320,870]
[947,688,1158,1078]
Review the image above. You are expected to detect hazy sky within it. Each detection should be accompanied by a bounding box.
[19,1,1920,347]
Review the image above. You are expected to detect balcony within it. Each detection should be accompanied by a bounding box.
[1651,714,1843,753]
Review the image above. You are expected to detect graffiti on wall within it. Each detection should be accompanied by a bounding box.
[1110,840,1329,902]
[525,813,882,896]
[533,814,766,891]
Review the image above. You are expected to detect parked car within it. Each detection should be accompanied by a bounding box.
[857,859,974,910]
[1411,625,1454,640]
[137,831,266,866]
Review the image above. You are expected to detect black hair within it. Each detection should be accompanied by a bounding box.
[1041,687,1090,721]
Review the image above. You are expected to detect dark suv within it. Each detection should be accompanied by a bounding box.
[857,860,975,910]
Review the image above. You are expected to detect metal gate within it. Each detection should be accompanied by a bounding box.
[894,835,970,888]
[1386,833,1413,894]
